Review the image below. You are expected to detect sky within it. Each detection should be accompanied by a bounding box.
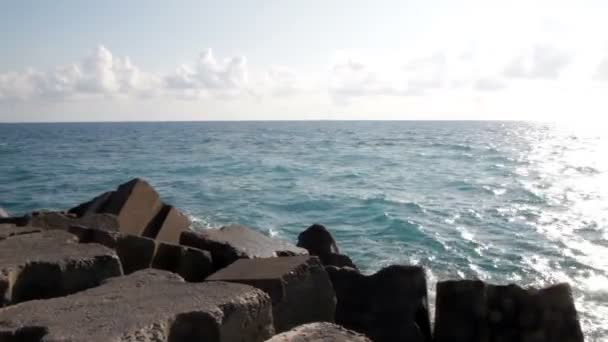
[0,0,607,122]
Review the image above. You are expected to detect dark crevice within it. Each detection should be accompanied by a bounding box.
[142,204,171,239]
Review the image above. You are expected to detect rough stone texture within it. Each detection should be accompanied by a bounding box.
[98,178,165,236]
[208,256,336,333]
[0,224,41,241]
[152,242,213,282]
[0,230,122,307]
[142,205,189,244]
[68,191,113,217]
[27,211,120,231]
[297,224,356,269]
[326,265,431,342]
[0,207,9,218]
[181,225,307,269]
[434,280,584,342]
[0,269,275,342]
[67,179,190,243]
[265,322,371,342]
[68,225,156,274]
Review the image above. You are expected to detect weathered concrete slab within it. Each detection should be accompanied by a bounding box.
[0,269,274,342]
[67,179,190,243]
[100,178,164,236]
[208,255,336,332]
[68,190,113,217]
[68,225,156,274]
[181,225,307,269]
[142,204,189,244]
[265,322,371,342]
[0,230,122,306]
[152,242,213,282]
[0,224,41,241]
[326,265,431,342]
[434,280,584,342]
[27,211,120,231]
[297,224,356,269]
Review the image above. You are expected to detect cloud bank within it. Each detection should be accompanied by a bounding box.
[1,43,607,106]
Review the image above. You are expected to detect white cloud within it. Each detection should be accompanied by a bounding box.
[164,49,249,99]
[0,42,603,110]
[502,44,572,79]
[594,57,608,81]
[474,77,507,91]
[0,45,161,101]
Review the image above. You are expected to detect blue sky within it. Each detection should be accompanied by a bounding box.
[1,0,607,122]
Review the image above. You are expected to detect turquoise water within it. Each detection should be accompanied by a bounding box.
[1,121,606,340]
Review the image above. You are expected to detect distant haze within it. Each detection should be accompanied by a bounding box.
[1,0,607,122]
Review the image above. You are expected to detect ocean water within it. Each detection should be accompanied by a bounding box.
[0,121,606,340]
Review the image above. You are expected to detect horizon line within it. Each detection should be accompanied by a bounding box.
[0,119,542,124]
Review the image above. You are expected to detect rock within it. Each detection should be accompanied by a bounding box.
[207,255,336,333]
[68,191,113,217]
[0,207,9,218]
[68,225,156,274]
[142,204,190,243]
[434,280,487,342]
[94,178,165,236]
[181,225,307,269]
[265,322,371,342]
[152,242,214,281]
[297,224,339,256]
[68,178,190,243]
[0,224,41,241]
[69,225,213,279]
[0,269,275,342]
[28,211,120,231]
[297,224,356,268]
[434,280,584,342]
[326,265,431,342]
[0,230,122,306]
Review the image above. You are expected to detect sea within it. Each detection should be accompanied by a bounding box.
[0,121,606,340]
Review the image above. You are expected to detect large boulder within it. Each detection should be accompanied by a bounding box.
[28,211,120,231]
[69,225,213,279]
[69,225,158,274]
[0,207,9,218]
[297,224,356,268]
[152,242,214,282]
[434,280,584,342]
[207,255,336,333]
[265,322,371,342]
[181,224,307,269]
[0,269,275,342]
[326,265,431,342]
[68,178,190,244]
[0,230,122,306]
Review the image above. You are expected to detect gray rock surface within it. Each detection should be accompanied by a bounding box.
[181,224,307,269]
[207,255,336,332]
[0,230,122,306]
[434,280,584,342]
[152,242,213,282]
[326,265,431,342]
[0,269,275,342]
[0,224,41,241]
[68,225,157,274]
[28,211,120,231]
[68,178,190,243]
[265,322,371,342]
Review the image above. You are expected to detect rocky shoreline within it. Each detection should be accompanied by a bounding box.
[0,178,585,341]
